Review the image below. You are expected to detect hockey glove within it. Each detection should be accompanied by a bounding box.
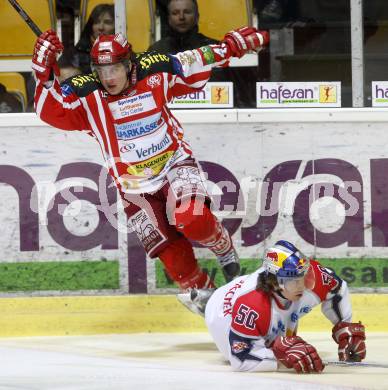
[272,335,324,373]
[332,321,366,362]
[221,26,269,58]
[32,29,63,84]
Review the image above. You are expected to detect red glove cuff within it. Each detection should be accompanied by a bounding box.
[32,29,63,82]
[332,321,366,343]
[332,321,366,362]
[222,26,269,58]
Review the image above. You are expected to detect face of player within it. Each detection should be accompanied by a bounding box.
[168,0,198,34]
[92,11,115,41]
[95,63,130,95]
[280,277,306,301]
[279,267,315,301]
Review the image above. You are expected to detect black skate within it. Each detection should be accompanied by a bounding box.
[217,248,241,282]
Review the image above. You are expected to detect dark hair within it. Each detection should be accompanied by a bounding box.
[80,4,115,44]
[256,272,280,294]
[58,47,79,68]
[167,0,199,17]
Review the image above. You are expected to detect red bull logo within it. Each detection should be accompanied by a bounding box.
[266,251,278,262]
[298,258,306,267]
[266,251,288,267]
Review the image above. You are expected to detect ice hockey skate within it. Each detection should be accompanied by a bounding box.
[217,248,241,282]
[177,288,215,316]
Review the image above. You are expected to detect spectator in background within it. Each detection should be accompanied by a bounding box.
[149,0,217,52]
[27,4,114,111]
[155,0,169,38]
[57,48,81,83]
[0,83,23,113]
[63,4,115,75]
[255,0,290,25]
[150,0,258,107]
[56,0,80,48]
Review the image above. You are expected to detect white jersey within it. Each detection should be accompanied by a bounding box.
[205,260,352,372]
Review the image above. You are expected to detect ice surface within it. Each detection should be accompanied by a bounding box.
[0,332,386,390]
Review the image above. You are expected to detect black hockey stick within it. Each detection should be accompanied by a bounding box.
[7,0,42,36]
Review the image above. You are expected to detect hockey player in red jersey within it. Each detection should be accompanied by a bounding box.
[32,27,269,296]
[204,240,366,373]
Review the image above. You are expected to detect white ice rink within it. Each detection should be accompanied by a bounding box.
[0,332,387,390]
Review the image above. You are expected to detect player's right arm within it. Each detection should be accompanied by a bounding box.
[228,292,277,372]
[32,30,91,131]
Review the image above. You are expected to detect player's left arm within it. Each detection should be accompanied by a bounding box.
[164,27,269,99]
[312,261,366,362]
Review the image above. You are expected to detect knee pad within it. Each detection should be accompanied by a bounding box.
[173,199,217,242]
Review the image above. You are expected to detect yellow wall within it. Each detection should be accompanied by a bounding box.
[0,294,386,337]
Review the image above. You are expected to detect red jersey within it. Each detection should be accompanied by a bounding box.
[34,45,230,193]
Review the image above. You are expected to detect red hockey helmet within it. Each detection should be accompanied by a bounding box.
[91,33,132,66]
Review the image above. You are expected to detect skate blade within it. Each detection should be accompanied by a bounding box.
[176,293,204,316]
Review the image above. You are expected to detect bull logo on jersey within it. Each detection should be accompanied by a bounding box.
[231,341,249,354]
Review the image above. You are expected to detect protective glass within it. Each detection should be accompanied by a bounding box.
[280,265,315,293]
[94,62,129,81]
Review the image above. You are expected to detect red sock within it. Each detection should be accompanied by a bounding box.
[157,237,215,289]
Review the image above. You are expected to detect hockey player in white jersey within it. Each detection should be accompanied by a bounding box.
[204,240,366,373]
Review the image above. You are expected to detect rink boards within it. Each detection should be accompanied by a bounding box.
[1,110,388,295]
[0,294,387,337]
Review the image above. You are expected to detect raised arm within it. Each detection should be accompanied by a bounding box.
[165,26,269,98]
[32,30,91,131]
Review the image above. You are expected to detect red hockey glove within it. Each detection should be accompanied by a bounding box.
[221,26,269,58]
[272,336,324,373]
[332,321,366,362]
[32,29,63,83]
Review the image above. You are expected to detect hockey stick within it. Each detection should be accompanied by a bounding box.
[324,360,388,369]
[7,0,42,36]
[270,358,388,369]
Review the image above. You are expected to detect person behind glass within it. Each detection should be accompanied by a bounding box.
[149,0,217,53]
[57,48,81,83]
[0,83,23,113]
[254,0,290,25]
[68,4,115,74]
[149,0,257,107]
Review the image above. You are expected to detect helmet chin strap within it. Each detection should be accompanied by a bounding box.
[129,62,136,86]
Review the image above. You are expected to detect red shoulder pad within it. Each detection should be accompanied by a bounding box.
[310,260,340,301]
[231,290,271,338]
